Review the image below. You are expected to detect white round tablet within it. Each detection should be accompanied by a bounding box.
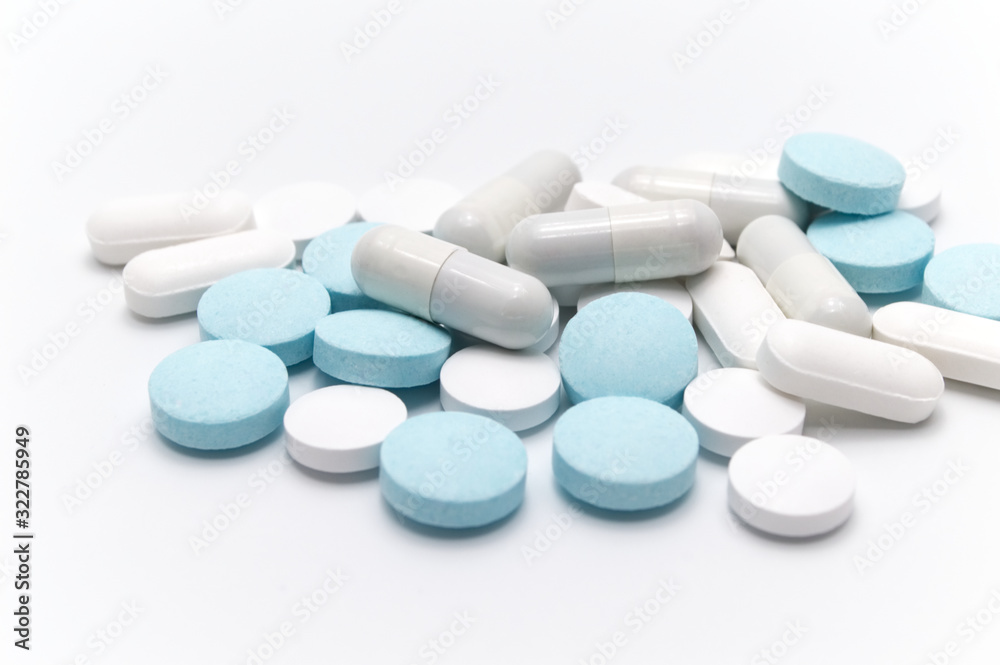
[284,385,407,473]
[682,368,805,457]
[357,178,463,233]
[728,435,855,538]
[563,181,647,211]
[577,279,693,321]
[896,170,942,223]
[254,182,357,259]
[439,345,561,431]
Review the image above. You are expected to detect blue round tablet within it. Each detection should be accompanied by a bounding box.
[149,340,289,450]
[923,244,1000,320]
[197,268,331,365]
[301,222,390,311]
[806,210,935,293]
[313,310,452,388]
[778,133,905,215]
[559,292,697,407]
[553,396,698,511]
[380,412,527,528]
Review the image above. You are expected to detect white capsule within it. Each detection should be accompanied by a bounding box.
[563,181,647,211]
[737,215,872,337]
[123,229,296,318]
[505,200,723,287]
[873,301,1000,390]
[756,319,944,423]
[86,190,255,265]
[434,150,581,262]
[613,166,808,244]
[351,225,554,350]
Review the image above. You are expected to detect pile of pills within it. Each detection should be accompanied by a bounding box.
[86,133,1000,538]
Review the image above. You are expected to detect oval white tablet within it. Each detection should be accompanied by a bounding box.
[123,229,296,318]
[682,368,805,457]
[896,171,942,223]
[357,178,462,234]
[756,319,944,423]
[577,279,693,321]
[728,434,855,538]
[686,262,784,368]
[254,182,357,259]
[439,345,562,431]
[284,385,407,473]
[872,301,1000,390]
[86,190,255,265]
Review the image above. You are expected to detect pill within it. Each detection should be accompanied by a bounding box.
[439,345,561,431]
[86,190,255,265]
[563,181,647,211]
[778,133,905,215]
[559,293,697,407]
[718,239,736,261]
[685,261,785,369]
[379,412,527,528]
[148,340,289,450]
[506,200,722,287]
[682,368,805,457]
[728,435,855,538]
[197,268,331,366]
[284,385,407,473]
[806,210,935,294]
[358,178,463,233]
[434,150,581,261]
[737,215,871,337]
[756,319,943,423]
[872,301,1000,390]
[352,225,554,350]
[313,309,451,388]
[552,396,698,511]
[922,243,1000,320]
[302,222,391,312]
[523,295,561,353]
[550,284,586,307]
[253,182,357,259]
[896,170,942,223]
[577,279,693,322]
[123,229,296,318]
[612,165,808,244]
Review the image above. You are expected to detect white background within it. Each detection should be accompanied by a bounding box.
[3,1,1000,663]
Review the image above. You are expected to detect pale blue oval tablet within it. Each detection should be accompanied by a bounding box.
[553,396,698,511]
[301,222,390,311]
[559,292,697,407]
[313,310,452,388]
[923,244,1000,320]
[197,268,331,365]
[779,133,905,215]
[149,340,289,450]
[380,412,527,528]
[807,210,935,293]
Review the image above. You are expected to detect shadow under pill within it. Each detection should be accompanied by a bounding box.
[290,460,379,485]
[553,482,693,522]
[802,400,924,432]
[860,284,923,310]
[730,510,853,545]
[697,447,730,466]
[379,495,520,539]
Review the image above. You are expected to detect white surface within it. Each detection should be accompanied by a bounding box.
[872,301,1000,390]
[253,181,357,259]
[897,169,943,222]
[121,229,296,317]
[728,435,856,538]
[577,278,692,321]
[563,180,646,211]
[357,177,462,233]
[439,345,561,432]
[4,1,1000,663]
[283,385,407,473]
[86,189,255,264]
[757,319,945,424]
[686,261,785,369]
[682,368,806,458]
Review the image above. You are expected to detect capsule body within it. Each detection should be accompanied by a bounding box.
[613,166,808,244]
[351,225,554,350]
[737,215,872,337]
[434,150,581,262]
[506,200,722,287]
